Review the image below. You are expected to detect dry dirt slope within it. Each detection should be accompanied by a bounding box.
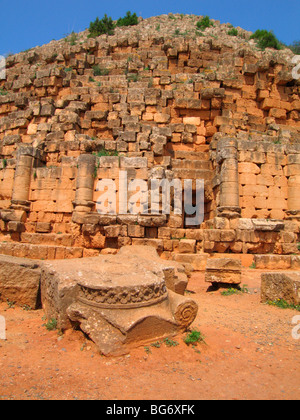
[0,269,299,400]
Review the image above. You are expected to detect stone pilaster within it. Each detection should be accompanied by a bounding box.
[216,138,241,219]
[73,154,96,213]
[11,146,34,211]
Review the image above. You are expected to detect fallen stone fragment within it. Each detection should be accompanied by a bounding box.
[40,246,197,355]
[261,272,300,306]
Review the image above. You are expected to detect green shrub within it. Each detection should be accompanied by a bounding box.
[184,330,205,345]
[0,87,8,96]
[228,28,238,37]
[250,29,282,50]
[289,41,300,55]
[88,14,115,37]
[196,16,214,31]
[116,11,138,27]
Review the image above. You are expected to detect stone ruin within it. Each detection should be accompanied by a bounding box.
[0,14,300,351]
[0,246,198,355]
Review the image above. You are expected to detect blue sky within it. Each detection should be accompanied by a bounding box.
[0,0,299,55]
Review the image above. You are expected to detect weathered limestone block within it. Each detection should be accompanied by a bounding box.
[0,209,27,223]
[138,214,167,227]
[178,239,196,254]
[40,261,79,329]
[261,272,300,306]
[252,219,284,232]
[173,253,209,271]
[205,258,242,286]
[0,255,41,308]
[254,255,291,270]
[40,246,196,355]
[36,222,51,233]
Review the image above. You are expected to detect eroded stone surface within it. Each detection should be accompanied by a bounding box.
[40,245,197,355]
[0,255,41,308]
[261,272,300,305]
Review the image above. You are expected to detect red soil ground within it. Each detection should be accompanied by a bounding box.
[0,269,299,400]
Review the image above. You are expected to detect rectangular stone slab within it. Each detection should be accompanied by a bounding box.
[205,258,242,285]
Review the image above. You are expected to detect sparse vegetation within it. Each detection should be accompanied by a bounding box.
[163,337,179,347]
[0,87,8,96]
[127,73,139,83]
[228,28,238,37]
[66,31,78,45]
[250,29,282,50]
[95,148,119,157]
[45,318,58,331]
[267,299,300,311]
[6,299,16,309]
[151,341,161,348]
[289,41,300,55]
[93,65,109,76]
[221,285,249,296]
[144,346,152,354]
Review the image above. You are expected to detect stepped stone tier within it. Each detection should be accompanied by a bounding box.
[0,14,300,267]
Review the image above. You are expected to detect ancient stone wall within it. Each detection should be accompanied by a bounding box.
[0,15,299,263]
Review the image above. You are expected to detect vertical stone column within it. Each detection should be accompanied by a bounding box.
[11,146,34,211]
[286,153,300,219]
[73,154,96,213]
[216,138,241,219]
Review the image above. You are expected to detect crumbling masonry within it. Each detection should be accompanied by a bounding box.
[0,15,300,271]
